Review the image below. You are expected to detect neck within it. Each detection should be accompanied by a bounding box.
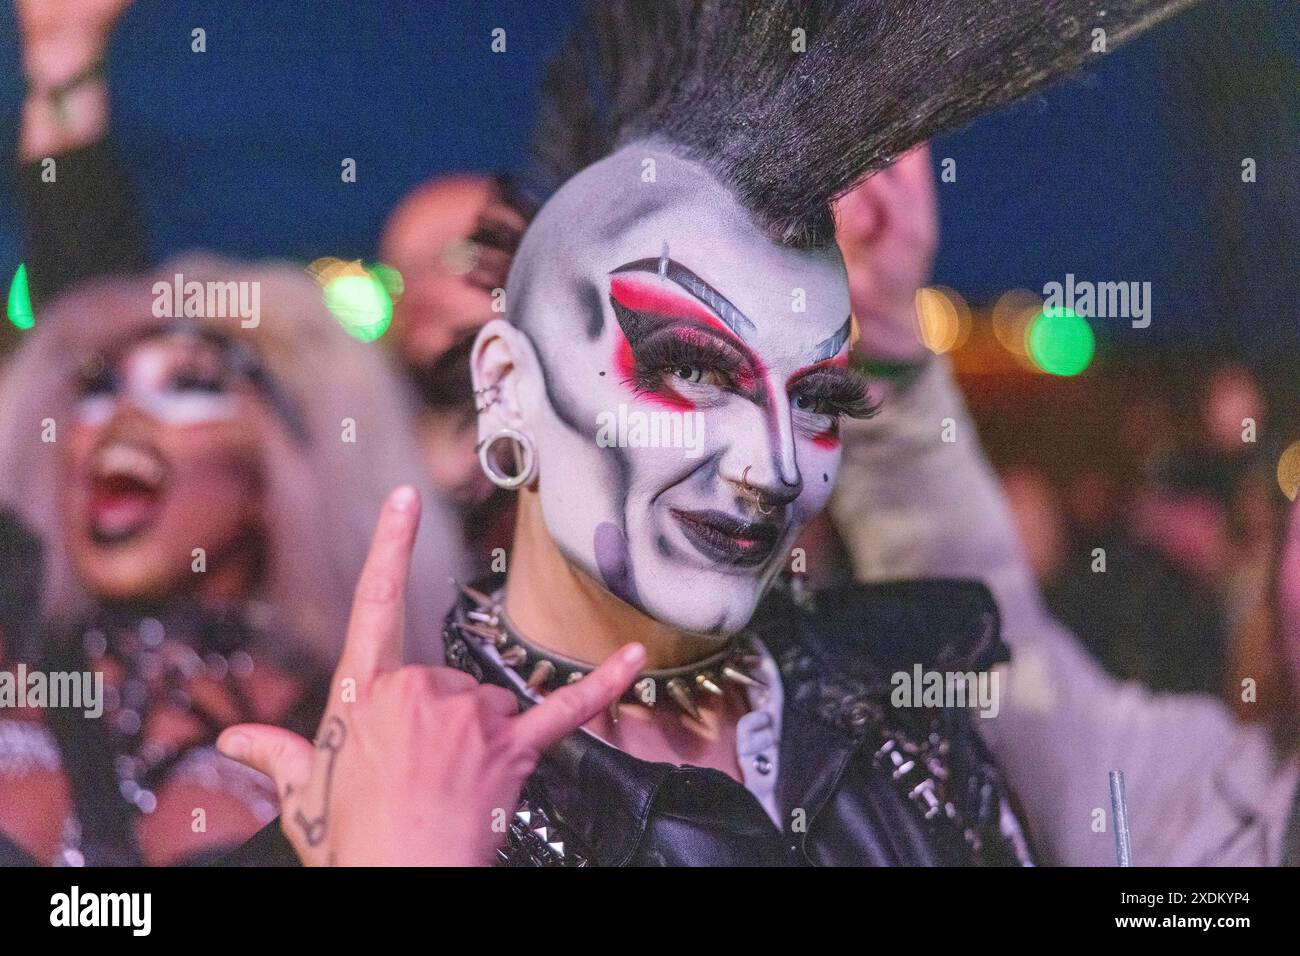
[189,530,265,607]
[503,491,724,669]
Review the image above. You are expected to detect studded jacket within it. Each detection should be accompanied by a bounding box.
[226,578,1036,868]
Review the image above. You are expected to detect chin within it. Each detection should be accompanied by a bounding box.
[84,577,174,604]
[75,547,177,604]
[635,573,763,639]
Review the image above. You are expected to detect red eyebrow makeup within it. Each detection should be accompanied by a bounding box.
[609,276,739,342]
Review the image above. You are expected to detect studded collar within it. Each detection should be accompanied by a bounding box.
[442,577,1026,866]
[443,588,879,866]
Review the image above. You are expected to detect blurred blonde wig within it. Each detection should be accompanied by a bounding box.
[0,254,467,666]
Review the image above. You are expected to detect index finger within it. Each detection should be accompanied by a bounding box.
[512,643,645,753]
[340,485,421,682]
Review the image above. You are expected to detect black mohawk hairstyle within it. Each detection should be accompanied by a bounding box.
[526,0,1201,247]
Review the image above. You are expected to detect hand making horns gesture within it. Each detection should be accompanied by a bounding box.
[218,485,644,865]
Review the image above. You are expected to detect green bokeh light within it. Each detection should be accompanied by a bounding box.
[7,263,35,330]
[323,271,393,342]
[370,262,404,298]
[1027,307,1094,376]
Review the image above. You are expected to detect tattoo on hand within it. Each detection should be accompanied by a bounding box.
[294,716,346,847]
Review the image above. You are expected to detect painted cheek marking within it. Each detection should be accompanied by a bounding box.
[609,277,739,343]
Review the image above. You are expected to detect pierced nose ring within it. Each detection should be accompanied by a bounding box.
[740,466,775,516]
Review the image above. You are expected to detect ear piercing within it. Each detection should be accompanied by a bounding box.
[478,427,537,490]
[740,465,775,516]
[474,383,502,412]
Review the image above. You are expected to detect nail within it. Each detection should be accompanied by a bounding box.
[218,731,249,761]
[389,485,418,511]
[621,643,646,667]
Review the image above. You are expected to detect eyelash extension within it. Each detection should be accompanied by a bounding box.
[611,296,754,392]
[625,325,747,395]
[791,369,880,420]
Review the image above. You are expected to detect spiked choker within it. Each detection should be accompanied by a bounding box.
[451,584,768,722]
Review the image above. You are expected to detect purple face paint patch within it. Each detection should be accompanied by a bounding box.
[594,520,639,605]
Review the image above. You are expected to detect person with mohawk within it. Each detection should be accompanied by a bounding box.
[220,0,1201,866]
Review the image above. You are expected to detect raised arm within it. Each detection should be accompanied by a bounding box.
[219,486,644,866]
[14,0,147,304]
[829,154,1299,865]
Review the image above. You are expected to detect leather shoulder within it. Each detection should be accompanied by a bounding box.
[757,578,1006,678]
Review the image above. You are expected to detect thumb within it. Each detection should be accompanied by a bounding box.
[218,723,313,797]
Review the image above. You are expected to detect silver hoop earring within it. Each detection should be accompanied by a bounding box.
[478,428,537,490]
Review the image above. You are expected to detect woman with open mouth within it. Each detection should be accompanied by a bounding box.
[0,255,464,865]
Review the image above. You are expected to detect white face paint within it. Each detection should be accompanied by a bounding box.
[501,144,872,637]
[74,333,241,427]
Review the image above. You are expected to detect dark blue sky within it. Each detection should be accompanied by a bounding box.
[1,0,1296,354]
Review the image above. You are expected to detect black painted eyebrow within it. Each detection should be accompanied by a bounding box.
[610,257,758,341]
[810,317,853,362]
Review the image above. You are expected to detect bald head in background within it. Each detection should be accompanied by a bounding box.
[378,173,527,529]
[381,175,519,373]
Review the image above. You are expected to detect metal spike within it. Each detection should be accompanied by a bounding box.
[515,809,531,826]
[634,677,656,705]
[454,581,496,609]
[695,672,724,697]
[533,826,550,841]
[548,841,566,858]
[459,621,509,648]
[666,677,702,722]
[466,609,500,626]
[499,645,527,668]
[721,665,767,690]
[526,660,556,691]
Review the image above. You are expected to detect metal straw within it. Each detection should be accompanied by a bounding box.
[1109,770,1133,866]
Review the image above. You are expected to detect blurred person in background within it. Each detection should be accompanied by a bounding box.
[1193,364,1280,690]
[0,257,464,865]
[13,0,524,576]
[1226,461,1290,723]
[1036,452,1232,696]
[12,0,145,308]
[378,174,530,569]
[1052,365,1279,696]
[1275,505,1300,756]
[999,467,1068,588]
[831,148,1300,865]
[1203,364,1265,464]
[0,510,43,663]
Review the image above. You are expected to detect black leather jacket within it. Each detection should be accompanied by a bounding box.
[225,579,1034,867]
